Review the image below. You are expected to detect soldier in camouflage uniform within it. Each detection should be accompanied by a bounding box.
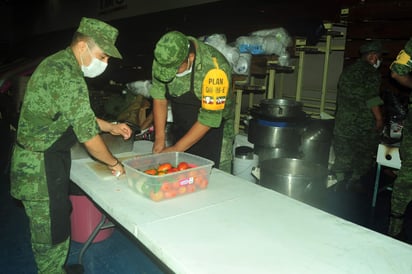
[331,40,384,190]
[388,38,412,239]
[150,31,235,173]
[10,18,132,273]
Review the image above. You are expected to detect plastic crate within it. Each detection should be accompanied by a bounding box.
[123,152,214,202]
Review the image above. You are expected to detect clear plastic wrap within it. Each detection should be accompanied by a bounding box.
[203,28,292,75]
[236,36,265,55]
[251,28,292,48]
[233,53,252,75]
[204,33,227,50]
[205,34,240,67]
[204,33,249,74]
[236,27,292,57]
[125,80,152,97]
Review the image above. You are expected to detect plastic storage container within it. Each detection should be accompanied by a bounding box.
[69,195,114,243]
[232,146,259,183]
[123,152,214,202]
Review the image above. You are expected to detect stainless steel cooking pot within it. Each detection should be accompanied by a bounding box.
[248,118,304,149]
[258,158,328,202]
[253,145,301,163]
[300,118,334,167]
[259,99,303,118]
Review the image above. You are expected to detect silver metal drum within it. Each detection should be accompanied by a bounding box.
[259,158,328,202]
[248,119,304,149]
[300,118,334,167]
[259,98,303,119]
[253,145,301,163]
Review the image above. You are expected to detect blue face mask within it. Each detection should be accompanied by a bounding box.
[176,58,192,77]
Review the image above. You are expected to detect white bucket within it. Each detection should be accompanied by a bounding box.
[233,133,254,156]
[232,151,259,183]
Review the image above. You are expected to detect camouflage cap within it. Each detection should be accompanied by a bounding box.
[77,17,122,59]
[153,31,190,82]
[359,40,385,55]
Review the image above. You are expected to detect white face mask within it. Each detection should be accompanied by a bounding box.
[81,45,108,78]
[373,59,382,69]
[176,58,192,77]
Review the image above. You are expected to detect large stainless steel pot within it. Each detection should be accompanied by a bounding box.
[253,145,301,163]
[258,158,328,203]
[259,99,303,118]
[300,118,334,167]
[248,119,304,149]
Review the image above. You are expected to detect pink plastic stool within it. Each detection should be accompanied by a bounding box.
[69,195,114,243]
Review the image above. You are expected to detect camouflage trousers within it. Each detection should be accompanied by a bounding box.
[22,199,70,274]
[218,119,234,173]
[331,133,379,183]
[389,124,412,236]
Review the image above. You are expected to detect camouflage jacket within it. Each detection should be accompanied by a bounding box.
[150,38,235,128]
[10,47,100,199]
[334,59,383,137]
[390,38,412,76]
[16,47,99,150]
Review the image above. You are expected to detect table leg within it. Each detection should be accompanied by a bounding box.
[267,69,275,99]
[372,163,381,208]
[78,214,115,265]
[234,89,243,135]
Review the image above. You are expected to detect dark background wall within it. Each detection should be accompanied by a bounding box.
[2,0,411,94]
[341,0,412,96]
[3,0,351,85]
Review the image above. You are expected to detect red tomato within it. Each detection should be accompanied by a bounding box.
[177,161,190,171]
[157,171,167,176]
[197,178,208,189]
[164,189,177,199]
[157,163,172,172]
[172,181,181,189]
[160,182,171,192]
[150,191,164,201]
[177,186,187,195]
[144,169,157,175]
[186,184,196,193]
[167,167,179,174]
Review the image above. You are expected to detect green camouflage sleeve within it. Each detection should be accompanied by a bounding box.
[61,77,100,143]
[366,96,384,108]
[39,52,99,143]
[390,38,412,76]
[149,74,168,99]
[197,45,233,128]
[391,62,412,76]
[17,50,99,148]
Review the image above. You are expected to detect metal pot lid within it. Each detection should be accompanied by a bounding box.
[250,107,308,122]
[260,98,303,107]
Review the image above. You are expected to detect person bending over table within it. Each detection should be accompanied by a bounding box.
[149,31,235,173]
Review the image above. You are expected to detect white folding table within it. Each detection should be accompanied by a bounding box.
[70,141,412,274]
